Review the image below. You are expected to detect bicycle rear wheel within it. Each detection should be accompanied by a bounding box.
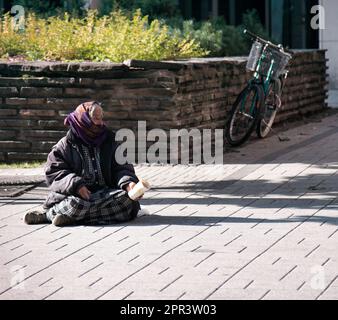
[225,84,264,147]
[257,79,282,138]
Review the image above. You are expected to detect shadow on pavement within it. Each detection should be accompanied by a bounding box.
[112,213,338,227]
[16,213,337,228]
[150,173,337,195]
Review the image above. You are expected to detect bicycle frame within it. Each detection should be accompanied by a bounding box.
[225,30,293,147]
[238,45,272,115]
[255,45,273,93]
[241,46,288,116]
[239,30,291,119]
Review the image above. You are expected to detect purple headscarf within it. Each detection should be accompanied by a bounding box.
[64,101,107,146]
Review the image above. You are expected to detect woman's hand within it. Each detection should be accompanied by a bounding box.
[125,182,136,193]
[78,185,91,200]
[125,182,143,200]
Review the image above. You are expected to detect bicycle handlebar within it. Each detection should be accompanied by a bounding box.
[243,29,293,56]
[282,47,294,55]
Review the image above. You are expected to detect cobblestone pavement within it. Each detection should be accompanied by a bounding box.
[0,113,337,300]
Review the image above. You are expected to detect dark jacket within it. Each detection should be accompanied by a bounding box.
[43,129,138,209]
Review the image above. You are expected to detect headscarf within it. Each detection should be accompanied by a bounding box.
[64,101,107,147]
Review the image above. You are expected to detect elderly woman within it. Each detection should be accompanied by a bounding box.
[24,101,140,227]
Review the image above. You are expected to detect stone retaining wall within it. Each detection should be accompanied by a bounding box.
[0,50,328,162]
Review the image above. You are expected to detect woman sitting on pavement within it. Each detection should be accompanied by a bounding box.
[24,101,141,227]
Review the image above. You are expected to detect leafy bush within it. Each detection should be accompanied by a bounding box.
[101,0,180,20]
[132,0,180,19]
[0,9,207,62]
[0,4,271,61]
[180,20,224,57]
[165,10,272,58]
[242,9,271,40]
[171,18,247,57]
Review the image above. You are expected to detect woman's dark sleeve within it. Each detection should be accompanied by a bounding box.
[45,142,85,195]
[111,140,139,190]
[114,163,139,190]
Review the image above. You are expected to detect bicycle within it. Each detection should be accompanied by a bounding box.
[225,29,293,147]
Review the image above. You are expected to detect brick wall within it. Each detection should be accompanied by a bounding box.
[0,50,328,162]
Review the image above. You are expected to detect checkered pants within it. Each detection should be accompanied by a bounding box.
[46,188,139,225]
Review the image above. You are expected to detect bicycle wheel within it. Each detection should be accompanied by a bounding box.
[225,84,264,147]
[257,79,282,138]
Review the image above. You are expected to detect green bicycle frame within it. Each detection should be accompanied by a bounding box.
[239,46,275,115]
[254,47,275,95]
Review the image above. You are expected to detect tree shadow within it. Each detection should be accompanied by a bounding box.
[141,195,337,210]
[150,172,337,194]
[142,171,338,209]
[128,213,338,227]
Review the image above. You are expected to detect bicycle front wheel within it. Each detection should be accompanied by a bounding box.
[257,79,282,138]
[225,84,264,147]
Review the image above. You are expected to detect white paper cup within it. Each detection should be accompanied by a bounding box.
[128,179,150,200]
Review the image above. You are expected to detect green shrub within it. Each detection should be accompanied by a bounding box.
[135,0,179,19]
[242,9,271,40]
[0,6,271,61]
[181,20,223,56]
[101,0,180,19]
[167,9,274,58]
[0,9,207,62]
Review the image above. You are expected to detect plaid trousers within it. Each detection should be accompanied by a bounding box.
[46,188,139,225]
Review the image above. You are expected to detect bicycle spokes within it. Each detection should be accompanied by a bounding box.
[257,79,282,138]
[229,88,259,142]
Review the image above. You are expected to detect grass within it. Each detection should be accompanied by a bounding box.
[0,161,46,169]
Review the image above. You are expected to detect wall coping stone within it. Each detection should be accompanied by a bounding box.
[0,49,327,76]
